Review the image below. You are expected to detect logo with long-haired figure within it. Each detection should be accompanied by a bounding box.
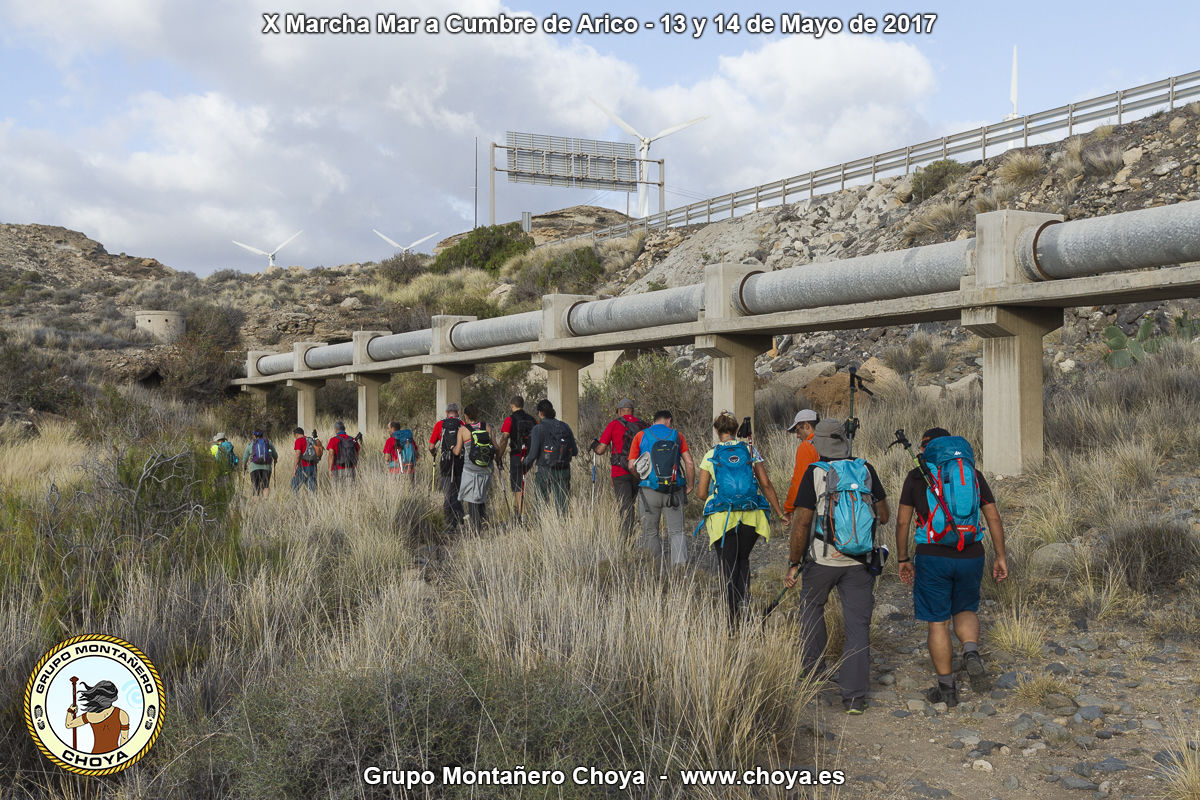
[25,635,164,776]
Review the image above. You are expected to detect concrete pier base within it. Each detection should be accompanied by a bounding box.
[533,353,593,434]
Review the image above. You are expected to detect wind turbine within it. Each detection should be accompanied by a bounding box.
[589,98,707,218]
[1004,46,1019,151]
[372,229,439,253]
[232,230,302,268]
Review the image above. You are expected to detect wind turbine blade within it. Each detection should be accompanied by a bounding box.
[232,240,270,257]
[272,230,303,255]
[373,228,404,249]
[1010,46,1018,111]
[589,97,644,140]
[650,116,708,142]
[405,232,438,251]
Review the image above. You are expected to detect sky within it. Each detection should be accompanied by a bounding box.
[1,1,1196,275]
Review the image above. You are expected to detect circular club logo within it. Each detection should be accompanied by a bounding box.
[25,635,164,776]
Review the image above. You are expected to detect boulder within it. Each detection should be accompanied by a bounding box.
[945,373,981,396]
[1029,542,1081,577]
[915,385,945,403]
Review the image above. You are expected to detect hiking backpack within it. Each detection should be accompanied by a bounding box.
[539,420,574,468]
[216,441,239,467]
[918,436,982,550]
[334,433,359,468]
[301,436,322,464]
[466,423,495,468]
[438,418,463,476]
[702,442,769,516]
[394,429,417,467]
[639,426,683,492]
[508,410,536,458]
[250,438,272,465]
[610,416,648,468]
[812,459,877,558]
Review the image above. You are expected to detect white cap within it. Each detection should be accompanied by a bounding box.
[787,409,818,432]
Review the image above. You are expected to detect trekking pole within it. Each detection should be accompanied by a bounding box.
[762,584,791,622]
[590,451,597,512]
[887,429,955,529]
[844,365,874,458]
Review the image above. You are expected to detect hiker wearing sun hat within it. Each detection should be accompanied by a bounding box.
[210,433,238,467]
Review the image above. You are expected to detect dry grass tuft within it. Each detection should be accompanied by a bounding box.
[989,605,1047,659]
[1162,721,1200,800]
[972,183,1016,213]
[1014,673,1074,705]
[0,420,87,497]
[903,201,968,239]
[1091,123,1115,141]
[1083,144,1124,177]
[996,150,1043,187]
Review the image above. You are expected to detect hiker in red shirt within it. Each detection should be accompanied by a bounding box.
[291,426,320,492]
[326,421,360,482]
[495,396,537,521]
[383,421,419,480]
[590,398,647,536]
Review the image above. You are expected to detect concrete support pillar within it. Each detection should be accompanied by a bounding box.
[697,262,767,438]
[962,307,1061,475]
[422,365,473,418]
[532,353,593,434]
[695,334,772,437]
[963,210,1065,476]
[286,378,325,433]
[346,374,388,439]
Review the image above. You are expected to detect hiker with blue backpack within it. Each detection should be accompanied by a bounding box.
[785,418,890,715]
[696,412,788,625]
[893,427,1008,708]
[211,433,239,468]
[627,410,695,568]
[384,421,420,481]
[242,429,279,499]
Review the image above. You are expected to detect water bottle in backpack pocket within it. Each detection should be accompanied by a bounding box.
[918,436,982,550]
[812,459,876,558]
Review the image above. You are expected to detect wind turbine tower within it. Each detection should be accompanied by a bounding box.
[590,99,707,218]
[1003,46,1019,151]
[232,230,303,268]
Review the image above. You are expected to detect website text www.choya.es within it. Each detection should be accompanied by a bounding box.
[362,765,846,790]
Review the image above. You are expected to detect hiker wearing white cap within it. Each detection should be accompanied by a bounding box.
[784,409,820,517]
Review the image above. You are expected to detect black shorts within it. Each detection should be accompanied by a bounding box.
[509,456,527,492]
[250,470,271,493]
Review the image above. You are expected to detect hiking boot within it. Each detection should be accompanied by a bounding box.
[843,697,866,715]
[963,650,988,689]
[925,682,958,708]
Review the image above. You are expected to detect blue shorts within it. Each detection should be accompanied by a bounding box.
[913,554,985,622]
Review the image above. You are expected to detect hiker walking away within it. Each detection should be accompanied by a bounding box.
[326,421,360,483]
[783,409,820,517]
[241,429,278,499]
[591,398,648,537]
[785,418,890,715]
[384,421,419,481]
[495,396,536,521]
[697,411,788,625]
[291,426,321,492]
[429,403,465,532]
[895,427,1008,708]
[210,433,239,468]
[520,399,577,516]
[627,410,695,568]
[452,404,495,531]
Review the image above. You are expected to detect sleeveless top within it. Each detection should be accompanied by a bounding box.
[89,707,124,753]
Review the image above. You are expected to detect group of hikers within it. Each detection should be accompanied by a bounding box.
[211,395,1008,716]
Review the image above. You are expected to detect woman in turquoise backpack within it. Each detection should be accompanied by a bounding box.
[696,412,788,626]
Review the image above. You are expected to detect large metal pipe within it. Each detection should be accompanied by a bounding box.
[1018,200,1200,281]
[448,312,541,350]
[303,342,354,370]
[256,352,295,376]
[565,285,705,337]
[736,239,974,316]
[368,329,434,360]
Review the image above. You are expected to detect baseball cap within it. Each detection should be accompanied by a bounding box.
[334,421,346,431]
[787,409,818,432]
[812,418,850,460]
[616,398,634,410]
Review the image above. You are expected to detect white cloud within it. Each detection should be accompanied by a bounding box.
[0,1,939,273]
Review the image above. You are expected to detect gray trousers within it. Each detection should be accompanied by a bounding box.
[798,562,876,701]
[636,487,687,566]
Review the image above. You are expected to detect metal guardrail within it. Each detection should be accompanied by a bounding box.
[552,69,1200,245]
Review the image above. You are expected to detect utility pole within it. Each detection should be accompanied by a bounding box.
[473,136,479,229]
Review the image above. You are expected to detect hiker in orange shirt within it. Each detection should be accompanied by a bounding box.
[784,409,820,515]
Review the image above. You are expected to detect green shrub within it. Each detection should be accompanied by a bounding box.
[509,245,606,306]
[0,328,82,413]
[432,223,534,276]
[378,250,428,286]
[581,352,710,444]
[910,159,967,202]
[395,268,502,319]
[162,303,244,402]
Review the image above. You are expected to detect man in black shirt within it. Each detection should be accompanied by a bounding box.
[895,427,1009,708]
[785,418,890,715]
[521,399,578,516]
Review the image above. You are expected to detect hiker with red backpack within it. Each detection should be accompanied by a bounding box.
[785,418,890,715]
[384,421,419,481]
[696,412,788,625]
[291,426,322,492]
[429,403,466,532]
[242,429,279,499]
[893,427,1008,708]
[626,410,695,568]
[496,396,536,522]
[326,421,360,483]
[591,398,647,537]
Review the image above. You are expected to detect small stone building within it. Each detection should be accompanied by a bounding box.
[135,310,185,343]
